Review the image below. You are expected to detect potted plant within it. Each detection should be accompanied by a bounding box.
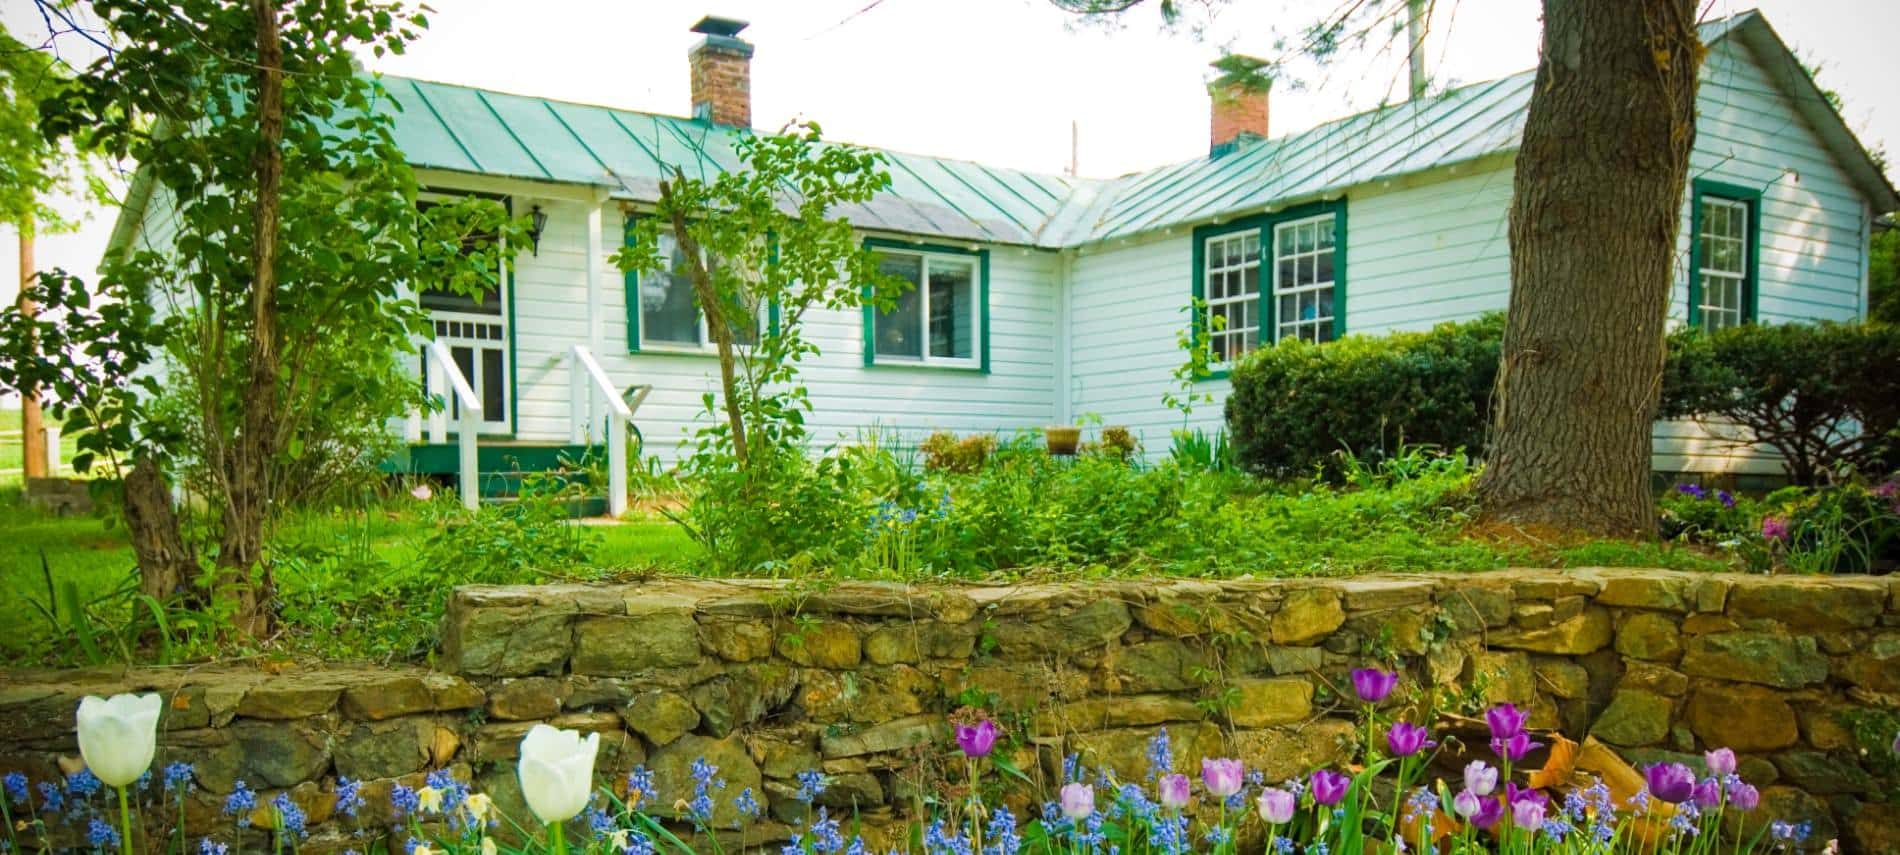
[1045,425,1082,456]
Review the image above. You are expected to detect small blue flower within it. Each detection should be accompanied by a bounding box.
[627,765,655,811]
[224,781,258,828]
[781,834,805,855]
[810,807,845,854]
[1144,729,1172,780]
[733,787,761,821]
[389,783,420,819]
[271,792,308,839]
[36,781,61,814]
[1718,490,1736,508]
[624,831,656,855]
[162,763,194,795]
[2,772,26,803]
[66,769,102,799]
[794,769,827,803]
[198,839,229,855]
[984,805,1020,855]
[334,777,364,818]
[87,817,120,848]
[585,806,615,836]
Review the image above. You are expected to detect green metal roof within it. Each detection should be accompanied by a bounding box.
[107,10,1893,258]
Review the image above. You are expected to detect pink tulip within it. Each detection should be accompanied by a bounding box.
[1157,774,1190,810]
[1201,758,1244,798]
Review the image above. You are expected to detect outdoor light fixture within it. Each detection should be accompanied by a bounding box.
[528,205,548,256]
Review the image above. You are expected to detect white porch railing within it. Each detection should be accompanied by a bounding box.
[569,345,634,517]
[421,339,482,510]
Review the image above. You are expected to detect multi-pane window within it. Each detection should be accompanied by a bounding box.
[638,231,759,349]
[1272,214,1337,343]
[1202,232,1261,362]
[1695,196,1750,331]
[872,249,981,367]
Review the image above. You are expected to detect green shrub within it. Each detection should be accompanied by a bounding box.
[1660,322,1900,484]
[1225,314,1503,477]
[1656,482,1758,544]
[1766,479,1900,574]
[920,431,997,474]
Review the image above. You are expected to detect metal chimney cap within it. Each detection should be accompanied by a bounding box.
[690,16,749,38]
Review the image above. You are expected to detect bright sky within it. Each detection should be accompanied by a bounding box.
[2,0,1895,314]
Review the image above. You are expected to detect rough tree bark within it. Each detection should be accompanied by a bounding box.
[219,0,285,636]
[125,458,197,601]
[1477,0,1702,537]
[659,171,750,465]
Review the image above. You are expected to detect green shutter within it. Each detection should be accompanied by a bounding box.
[860,237,989,373]
[622,214,641,352]
[1687,179,1763,329]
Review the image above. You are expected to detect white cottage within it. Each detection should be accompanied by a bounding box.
[106,11,1897,508]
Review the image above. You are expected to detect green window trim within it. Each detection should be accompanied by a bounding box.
[1189,198,1348,377]
[860,237,991,373]
[621,214,775,354]
[1686,178,1762,330]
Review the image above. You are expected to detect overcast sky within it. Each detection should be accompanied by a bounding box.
[2,0,1896,311]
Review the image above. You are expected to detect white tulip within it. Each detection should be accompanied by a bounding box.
[75,693,163,788]
[517,724,599,824]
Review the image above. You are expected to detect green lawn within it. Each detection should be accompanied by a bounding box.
[0,487,697,665]
[0,407,81,483]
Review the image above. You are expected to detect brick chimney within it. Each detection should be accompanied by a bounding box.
[689,15,753,127]
[1208,55,1271,156]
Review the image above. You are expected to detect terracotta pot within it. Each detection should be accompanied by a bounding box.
[1044,425,1082,456]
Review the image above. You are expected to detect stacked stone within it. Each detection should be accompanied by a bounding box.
[2,569,1896,852]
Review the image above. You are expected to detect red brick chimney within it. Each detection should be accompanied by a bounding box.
[689,15,753,127]
[1208,55,1271,155]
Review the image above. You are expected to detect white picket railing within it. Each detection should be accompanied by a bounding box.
[422,339,482,510]
[569,345,634,517]
[0,426,61,477]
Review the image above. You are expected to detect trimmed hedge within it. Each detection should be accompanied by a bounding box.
[1225,314,1502,477]
[1660,321,1900,485]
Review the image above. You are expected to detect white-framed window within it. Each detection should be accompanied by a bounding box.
[1202,231,1262,362]
[1271,214,1337,344]
[636,230,760,351]
[870,247,982,368]
[1695,196,1750,331]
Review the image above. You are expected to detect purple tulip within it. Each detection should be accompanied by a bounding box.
[1464,760,1498,797]
[1492,730,1541,763]
[1645,763,1697,805]
[1511,799,1546,832]
[1452,789,1482,818]
[1486,704,1528,740]
[1157,774,1190,810]
[1059,782,1094,820]
[1201,758,1244,798]
[1472,796,1505,830]
[1255,788,1296,825]
[1704,748,1736,777]
[1386,721,1429,757]
[1505,782,1546,808]
[1729,782,1760,811]
[1762,516,1791,542]
[1309,770,1351,807]
[1350,668,1399,704]
[955,720,998,758]
[1693,778,1723,810]
[1676,483,1707,500]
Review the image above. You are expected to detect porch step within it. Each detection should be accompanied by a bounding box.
[384,442,604,476]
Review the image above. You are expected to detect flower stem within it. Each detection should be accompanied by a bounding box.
[549,819,565,855]
[118,786,134,855]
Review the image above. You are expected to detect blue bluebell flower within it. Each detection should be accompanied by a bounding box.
[780,834,804,855]
[846,836,869,855]
[36,781,61,814]
[810,807,845,854]
[794,769,827,803]
[585,806,615,837]
[1144,729,1171,780]
[135,771,153,793]
[223,781,257,828]
[1062,753,1083,784]
[1152,814,1189,855]
[66,769,101,799]
[389,783,420,819]
[923,820,973,855]
[162,763,194,795]
[197,839,229,855]
[334,777,364,819]
[627,765,655,810]
[2,772,26,803]
[733,787,761,821]
[424,769,469,819]
[87,817,120,848]
[624,831,656,855]
[271,792,308,839]
[983,806,1019,855]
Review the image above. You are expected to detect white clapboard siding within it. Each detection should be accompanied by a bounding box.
[500,202,1060,463]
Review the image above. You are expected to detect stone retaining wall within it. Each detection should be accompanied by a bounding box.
[3,569,1898,852]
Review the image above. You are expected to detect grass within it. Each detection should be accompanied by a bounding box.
[0,407,81,483]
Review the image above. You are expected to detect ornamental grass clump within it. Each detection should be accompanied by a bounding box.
[6,690,1889,855]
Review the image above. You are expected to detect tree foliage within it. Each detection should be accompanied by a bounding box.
[0,0,521,635]
[610,122,898,569]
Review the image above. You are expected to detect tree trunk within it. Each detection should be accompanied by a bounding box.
[18,228,45,479]
[219,0,285,637]
[124,458,197,601]
[1477,0,1702,538]
[660,173,749,464]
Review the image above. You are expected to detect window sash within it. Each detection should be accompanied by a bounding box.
[1203,231,1261,363]
[1695,196,1751,332]
[639,232,760,350]
[1271,214,1337,344]
[873,249,981,368]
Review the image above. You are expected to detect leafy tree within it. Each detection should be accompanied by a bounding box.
[610,123,899,569]
[0,0,521,636]
[1871,219,1898,326]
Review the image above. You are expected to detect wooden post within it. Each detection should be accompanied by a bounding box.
[18,227,46,479]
